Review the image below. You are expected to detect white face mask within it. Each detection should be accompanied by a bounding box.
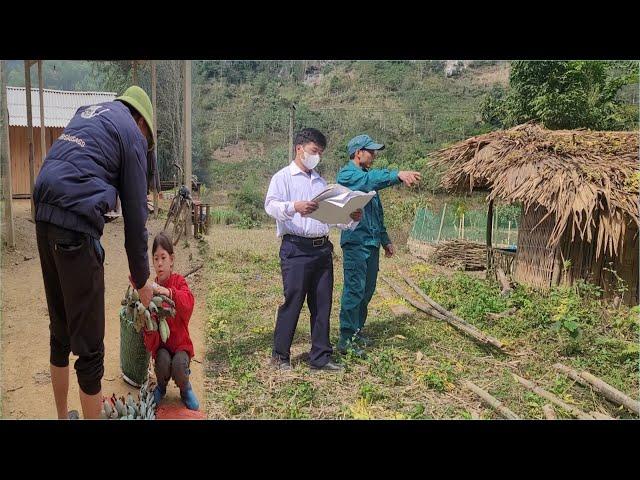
[301,150,320,170]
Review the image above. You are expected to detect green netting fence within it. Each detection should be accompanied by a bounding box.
[409,203,520,247]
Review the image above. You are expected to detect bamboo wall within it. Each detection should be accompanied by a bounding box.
[514,204,638,305]
[559,218,638,305]
[513,206,557,289]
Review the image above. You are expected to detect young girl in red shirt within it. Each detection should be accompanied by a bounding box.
[142,232,199,410]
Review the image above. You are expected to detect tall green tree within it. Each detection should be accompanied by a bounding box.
[481,60,639,130]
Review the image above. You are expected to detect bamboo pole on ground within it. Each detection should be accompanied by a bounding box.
[553,363,639,415]
[399,269,506,351]
[381,273,506,352]
[512,373,595,420]
[542,404,557,419]
[463,380,519,419]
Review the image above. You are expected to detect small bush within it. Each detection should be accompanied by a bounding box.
[230,174,267,222]
[211,208,242,225]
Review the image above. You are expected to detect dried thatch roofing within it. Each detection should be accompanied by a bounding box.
[431,123,639,258]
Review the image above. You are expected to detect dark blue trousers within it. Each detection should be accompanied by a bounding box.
[273,236,334,368]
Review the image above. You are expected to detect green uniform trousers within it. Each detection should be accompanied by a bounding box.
[339,244,380,345]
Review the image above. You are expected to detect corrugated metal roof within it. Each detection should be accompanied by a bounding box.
[7,86,117,127]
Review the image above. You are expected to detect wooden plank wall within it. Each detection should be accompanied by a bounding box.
[10,126,64,197]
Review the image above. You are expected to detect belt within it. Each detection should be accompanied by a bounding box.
[283,234,329,247]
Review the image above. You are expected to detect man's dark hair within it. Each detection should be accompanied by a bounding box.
[294,128,327,150]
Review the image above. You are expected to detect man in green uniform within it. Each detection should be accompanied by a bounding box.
[337,134,421,355]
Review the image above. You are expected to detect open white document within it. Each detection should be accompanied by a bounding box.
[307,184,376,224]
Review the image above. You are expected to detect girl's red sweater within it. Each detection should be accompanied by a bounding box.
[142,273,195,359]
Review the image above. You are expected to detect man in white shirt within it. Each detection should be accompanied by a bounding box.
[265,128,362,371]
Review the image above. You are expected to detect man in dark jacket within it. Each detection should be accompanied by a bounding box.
[33,85,155,419]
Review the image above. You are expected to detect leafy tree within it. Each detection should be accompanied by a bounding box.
[480,85,508,128]
[481,60,639,130]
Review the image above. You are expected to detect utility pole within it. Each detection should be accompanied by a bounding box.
[151,60,158,219]
[183,60,192,239]
[288,104,296,162]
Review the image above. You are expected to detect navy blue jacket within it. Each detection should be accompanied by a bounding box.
[33,101,150,288]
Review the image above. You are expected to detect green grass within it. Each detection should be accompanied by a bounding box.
[203,225,639,419]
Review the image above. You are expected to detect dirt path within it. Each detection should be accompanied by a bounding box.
[1,200,207,419]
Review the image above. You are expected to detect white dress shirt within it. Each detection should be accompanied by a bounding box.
[265,162,358,238]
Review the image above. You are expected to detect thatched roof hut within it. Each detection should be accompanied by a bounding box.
[432,123,639,304]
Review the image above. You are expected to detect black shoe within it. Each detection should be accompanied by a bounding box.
[311,360,344,372]
[270,356,291,371]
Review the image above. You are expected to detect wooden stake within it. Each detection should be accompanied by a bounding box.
[553,363,639,415]
[24,60,36,220]
[436,202,447,243]
[1,60,15,246]
[463,381,520,419]
[37,60,46,161]
[486,200,494,275]
[492,207,497,245]
[512,373,595,420]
